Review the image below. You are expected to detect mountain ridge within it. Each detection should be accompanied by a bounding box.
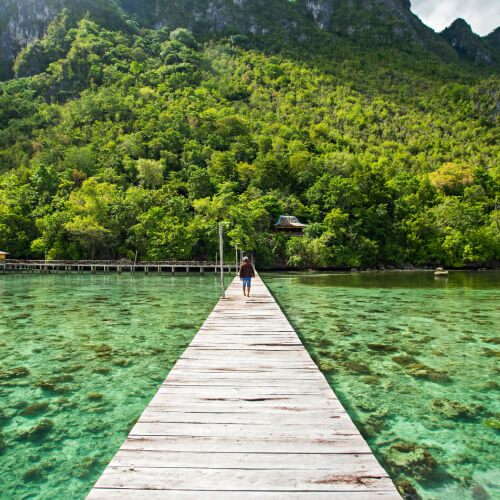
[0,0,499,79]
[441,18,495,64]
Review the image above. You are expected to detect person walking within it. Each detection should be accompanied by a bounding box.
[239,256,255,297]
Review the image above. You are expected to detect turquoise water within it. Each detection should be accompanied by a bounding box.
[0,273,221,499]
[263,271,500,500]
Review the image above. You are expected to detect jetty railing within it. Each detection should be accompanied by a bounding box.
[0,259,236,275]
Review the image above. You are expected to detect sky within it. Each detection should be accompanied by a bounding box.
[410,0,500,36]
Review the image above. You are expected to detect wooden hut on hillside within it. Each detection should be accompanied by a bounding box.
[273,216,306,236]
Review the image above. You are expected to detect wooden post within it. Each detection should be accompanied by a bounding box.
[219,222,229,299]
[235,243,239,276]
[171,267,175,275]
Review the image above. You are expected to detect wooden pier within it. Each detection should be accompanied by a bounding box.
[0,260,233,275]
[87,274,400,499]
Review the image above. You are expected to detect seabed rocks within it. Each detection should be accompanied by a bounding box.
[87,393,103,401]
[395,480,422,500]
[18,419,54,442]
[385,442,438,482]
[20,402,50,417]
[392,355,418,366]
[482,419,500,430]
[343,360,372,374]
[0,367,30,380]
[367,343,398,353]
[22,467,45,482]
[471,483,490,500]
[432,399,485,421]
[405,363,452,383]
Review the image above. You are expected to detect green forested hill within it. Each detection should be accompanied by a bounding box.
[0,12,499,268]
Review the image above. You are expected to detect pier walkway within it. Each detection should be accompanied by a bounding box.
[88,274,400,499]
[1,259,232,275]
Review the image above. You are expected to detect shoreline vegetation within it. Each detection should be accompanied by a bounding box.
[186,264,478,271]
[2,258,500,272]
[0,10,499,274]
[264,264,500,271]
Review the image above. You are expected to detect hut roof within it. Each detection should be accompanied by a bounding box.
[274,216,306,229]
[0,251,9,255]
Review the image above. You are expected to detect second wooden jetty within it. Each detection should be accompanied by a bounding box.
[88,274,400,498]
[0,259,233,275]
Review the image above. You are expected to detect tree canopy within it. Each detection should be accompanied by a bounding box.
[0,15,499,268]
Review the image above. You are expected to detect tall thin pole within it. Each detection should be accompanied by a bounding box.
[235,243,239,275]
[219,222,228,298]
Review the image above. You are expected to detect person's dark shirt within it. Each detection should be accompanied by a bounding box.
[239,262,255,278]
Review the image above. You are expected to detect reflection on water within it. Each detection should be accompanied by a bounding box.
[0,273,220,499]
[263,270,500,500]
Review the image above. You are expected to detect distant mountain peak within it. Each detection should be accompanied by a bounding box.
[448,18,474,32]
[441,17,493,63]
[485,26,500,49]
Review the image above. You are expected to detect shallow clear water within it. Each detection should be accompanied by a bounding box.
[263,271,500,500]
[0,273,221,499]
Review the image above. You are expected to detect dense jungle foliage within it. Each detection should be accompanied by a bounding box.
[0,11,499,268]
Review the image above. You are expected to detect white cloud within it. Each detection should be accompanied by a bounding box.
[410,0,500,36]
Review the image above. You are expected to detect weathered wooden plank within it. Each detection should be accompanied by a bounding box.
[172,361,320,370]
[155,386,334,397]
[198,329,297,334]
[145,405,347,415]
[164,372,326,380]
[189,342,304,348]
[163,376,325,383]
[165,360,318,376]
[175,360,315,367]
[147,395,344,408]
[191,340,301,344]
[163,376,327,385]
[156,388,334,397]
[108,450,387,473]
[130,421,361,438]
[88,490,401,499]
[199,325,295,330]
[92,467,395,492]
[87,273,400,499]
[180,347,312,356]
[118,435,372,454]
[138,411,348,424]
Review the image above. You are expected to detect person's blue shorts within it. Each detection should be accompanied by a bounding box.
[242,278,252,287]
